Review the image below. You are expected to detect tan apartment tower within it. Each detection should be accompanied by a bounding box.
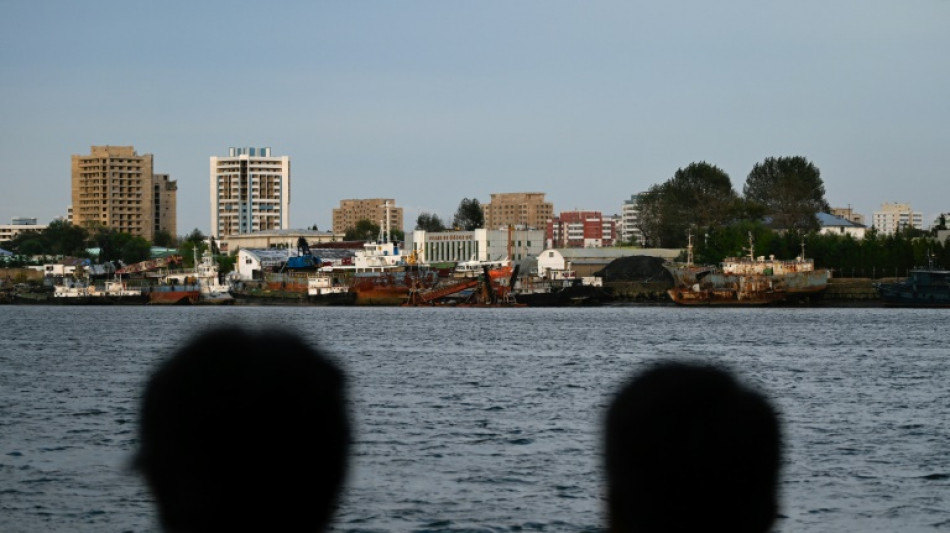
[210,147,290,237]
[332,199,404,235]
[71,145,177,241]
[483,192,554,230]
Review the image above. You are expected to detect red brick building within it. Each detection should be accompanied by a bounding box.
[546,210,617,248]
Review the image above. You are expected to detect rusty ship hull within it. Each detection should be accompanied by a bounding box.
[664,258,829,306]
[350,269,440,306]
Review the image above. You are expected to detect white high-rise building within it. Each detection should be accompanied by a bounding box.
[872,202,923,235]
[621,194,645,245]
[210,147,290,237]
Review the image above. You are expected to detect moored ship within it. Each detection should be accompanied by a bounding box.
[876,259,950,307]
[665,234,829,306]
[52,280,146,305]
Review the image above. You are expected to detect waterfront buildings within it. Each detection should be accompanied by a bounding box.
[332,199,403,234]
[621,194,645,245]
[219,229,345,255]
[210,147,290,238]
[0,218,48,244]
[483,192,554,230]
[546,210,617,248]
[71,145,177,241]
[408,228,545,265]
[872,202,923,235]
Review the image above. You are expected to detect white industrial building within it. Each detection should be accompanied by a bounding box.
[408,228,546,265]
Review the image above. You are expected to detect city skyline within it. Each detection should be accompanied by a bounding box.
[1,1,948,234]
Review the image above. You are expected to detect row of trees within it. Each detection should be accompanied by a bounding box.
[693,220,949,278]
[2,221,212,267]
[635,156,830,248]
[415,198,485,232]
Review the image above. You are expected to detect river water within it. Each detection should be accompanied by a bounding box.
[1,305,948,532]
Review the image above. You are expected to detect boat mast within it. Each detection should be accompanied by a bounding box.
[377,200,392,244]
[686,230,694,267]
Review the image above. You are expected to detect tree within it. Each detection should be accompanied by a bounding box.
[453,198,484,231]
[6,220,89,257]
[152,229,175,248]
[416,212,446,232]
[635,162,738,247]
[184,228,206,246]
[743,156,830,232]
[344,219,381,241]
[91,226,123,263]
[120,236,152,264]
[633,185,665,247]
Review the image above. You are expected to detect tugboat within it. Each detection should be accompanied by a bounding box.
[876,255,950,307]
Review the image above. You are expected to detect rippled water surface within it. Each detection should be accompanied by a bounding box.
[1,306,948,532]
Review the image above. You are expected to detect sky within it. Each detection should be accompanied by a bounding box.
[1,1,948,235]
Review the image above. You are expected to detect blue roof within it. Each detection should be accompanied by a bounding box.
[0,247,12,257]
[817,212,865,228]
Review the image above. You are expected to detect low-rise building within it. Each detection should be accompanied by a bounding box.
[536,248,681,278]
[408,228,546,265]
[818,212,868,240]
[219,229,345,255]
[830,207,865,226]
[235,246,358,281]
[0,218,48,244]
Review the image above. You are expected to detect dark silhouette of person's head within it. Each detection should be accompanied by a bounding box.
[604,361,781,533]
[134,326,349,532]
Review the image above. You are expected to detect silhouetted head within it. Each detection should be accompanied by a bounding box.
[604,361,781,533]
[134,326,349,532]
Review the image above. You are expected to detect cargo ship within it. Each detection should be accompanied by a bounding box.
[665,234,829,306]
[876,258,950,307]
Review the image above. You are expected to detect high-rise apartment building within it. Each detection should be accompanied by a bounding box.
[210,147,290,237]
[332,199,403,235]
[872,202,923,235]
[71,145,176,241]
[546,210,617,248]
[483,192,553,230]
[621,194,645,245]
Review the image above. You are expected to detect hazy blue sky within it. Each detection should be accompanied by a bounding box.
[1,1,947,234]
